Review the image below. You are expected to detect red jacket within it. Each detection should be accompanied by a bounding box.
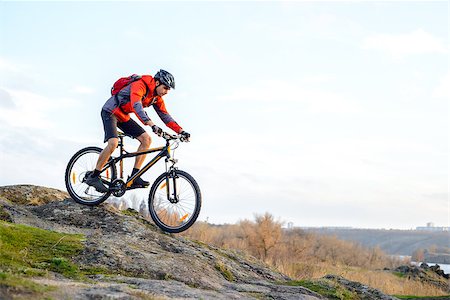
[102,75,182,133]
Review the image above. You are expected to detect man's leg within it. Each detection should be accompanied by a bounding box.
[85,110,118,193]
[85,138,117,193]
[118,118,151,186]
[128,132,151,187]
[98,110,120,171]
[96,138,119,171]
[133,132,151,170]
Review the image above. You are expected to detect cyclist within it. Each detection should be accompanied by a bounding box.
[85,69,190,193]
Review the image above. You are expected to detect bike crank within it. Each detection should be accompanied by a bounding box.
[110,179,126,197]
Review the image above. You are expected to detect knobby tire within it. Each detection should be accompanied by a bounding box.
[148,170,201,233]
[65,146,116,206]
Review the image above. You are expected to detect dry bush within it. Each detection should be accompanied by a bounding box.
[183,213,400,270]
[182,213,447,296]
[340,269,449,297]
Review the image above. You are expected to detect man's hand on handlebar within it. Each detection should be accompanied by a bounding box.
[150,123,190,142]
[180,131,190,142]
[151,125,163,137]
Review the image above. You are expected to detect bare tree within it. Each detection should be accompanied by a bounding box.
[249,212,283,262]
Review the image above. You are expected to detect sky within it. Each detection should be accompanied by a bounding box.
[0,1,448,229]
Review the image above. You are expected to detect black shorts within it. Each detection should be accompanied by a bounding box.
[101,110,145,142]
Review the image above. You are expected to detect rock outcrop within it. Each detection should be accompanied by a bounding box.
[0,185,322,299]
[323,275,398,300]
[393,264,450,292]
[0,184,68,205]
[1,185,414,299]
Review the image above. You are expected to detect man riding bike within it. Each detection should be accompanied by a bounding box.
[85,69,190,193]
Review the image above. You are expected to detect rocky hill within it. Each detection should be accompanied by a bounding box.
[0,185,407,299]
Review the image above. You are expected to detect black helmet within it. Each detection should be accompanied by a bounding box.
[154,69,175,89]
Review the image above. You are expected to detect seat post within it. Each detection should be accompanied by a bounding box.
[118,133,125,179]
[118,135,124,154]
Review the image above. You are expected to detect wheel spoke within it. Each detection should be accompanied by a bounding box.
[149,171,201,232]
[66,147,114,205]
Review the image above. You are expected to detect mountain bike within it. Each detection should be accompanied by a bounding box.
[64,131,201,233]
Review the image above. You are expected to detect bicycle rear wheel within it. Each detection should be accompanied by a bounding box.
[148,170,201,233]
[65,146,116,206]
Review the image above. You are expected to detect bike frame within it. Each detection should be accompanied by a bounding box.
[101,133,177,196]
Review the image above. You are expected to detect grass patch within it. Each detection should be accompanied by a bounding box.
[215,261,235,282]
[79,265,112,276]
[284,263,448,297]
[0,271,56,295]
[282,279,358,300]
[48,258,79,278]
[393,271,406,278]
[0,220,84,279]
[121,208,140,217]
[190,239,209,248]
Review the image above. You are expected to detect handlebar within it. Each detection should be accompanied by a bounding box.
[118,130,189,143]
[162,132,190,143]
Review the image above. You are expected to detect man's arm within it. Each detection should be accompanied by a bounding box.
[130,80,151,124]
[153,98,182,133]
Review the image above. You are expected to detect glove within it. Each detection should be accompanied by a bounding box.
[180,131,190,141]
[152,125,163,137]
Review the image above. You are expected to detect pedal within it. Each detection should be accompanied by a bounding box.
[127,184,149,190]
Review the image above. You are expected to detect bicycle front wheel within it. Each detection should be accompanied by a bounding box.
[65,146,116,206]
[149,170,201,233]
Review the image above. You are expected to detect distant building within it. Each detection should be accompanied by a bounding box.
[416,222,450,231]
[287,222,294,229]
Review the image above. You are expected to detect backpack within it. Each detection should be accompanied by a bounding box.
[111,74,148,96]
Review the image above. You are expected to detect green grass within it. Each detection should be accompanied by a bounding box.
[393,271,406,278]
[121,208,140,217]
[0,220,85,278]
[0,271,56,293]
[0,220,92,298]
[282,279,358,300]
[79,265,112,276]
[214,261,235,282]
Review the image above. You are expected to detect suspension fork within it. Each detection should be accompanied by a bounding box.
[164,148,179,203]
[170,168,179,202]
